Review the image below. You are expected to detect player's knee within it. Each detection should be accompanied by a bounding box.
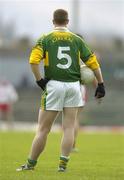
[63,121,75,131]
[38,125,51,135]
[63,126,74,133]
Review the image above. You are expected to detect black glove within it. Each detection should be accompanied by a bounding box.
[95,83,105,98]
[36,78,49,90]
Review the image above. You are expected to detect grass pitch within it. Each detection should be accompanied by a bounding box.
[0,132,124,180]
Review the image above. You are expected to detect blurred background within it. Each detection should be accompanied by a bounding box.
[0,0,124,130]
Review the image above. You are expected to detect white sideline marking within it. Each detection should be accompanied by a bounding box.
[0,121,124,133]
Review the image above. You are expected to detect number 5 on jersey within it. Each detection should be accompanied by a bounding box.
[57,47,72,69]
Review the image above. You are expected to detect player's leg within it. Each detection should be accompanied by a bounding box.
[72,85,87,152]
[72,107,83,152]
[29,109,58,160]
[17,109,58,171]
[58,107,78,171]
[17,80,64,171]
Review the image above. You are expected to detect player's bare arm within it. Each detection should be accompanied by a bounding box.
[30,64,42,81]
[30,64,49,90]
[93,67,103,84]
[85,57,105,99]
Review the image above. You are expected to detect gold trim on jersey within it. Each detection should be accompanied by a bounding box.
[41,95,44,110]
[41,90,47,110]
[29,46,43,64]
[85,54,100,70]
[44,51,49,66]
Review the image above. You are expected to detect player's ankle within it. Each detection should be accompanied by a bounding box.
[27,158,37,167]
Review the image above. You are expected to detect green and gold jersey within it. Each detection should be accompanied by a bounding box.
[29,27,99,82]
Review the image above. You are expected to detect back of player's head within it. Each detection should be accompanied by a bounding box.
[53,9,69,26]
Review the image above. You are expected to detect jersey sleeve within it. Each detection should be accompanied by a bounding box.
[79,38,100,70]
[29,35,46,64]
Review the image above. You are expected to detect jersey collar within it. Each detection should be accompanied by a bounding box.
[54,27,69,32]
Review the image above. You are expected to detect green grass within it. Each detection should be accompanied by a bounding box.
[0,132,124,180]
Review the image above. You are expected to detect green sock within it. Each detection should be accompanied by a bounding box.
[27,158,37,167]
[59,156,69,169]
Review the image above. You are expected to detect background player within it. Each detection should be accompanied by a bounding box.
[0,79,18,129]
[17,9,105,172]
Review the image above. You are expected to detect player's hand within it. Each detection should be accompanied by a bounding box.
[36,78,49,90]
[95,83,105,99]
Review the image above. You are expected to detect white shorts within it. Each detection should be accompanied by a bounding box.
[41,80,85,111]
